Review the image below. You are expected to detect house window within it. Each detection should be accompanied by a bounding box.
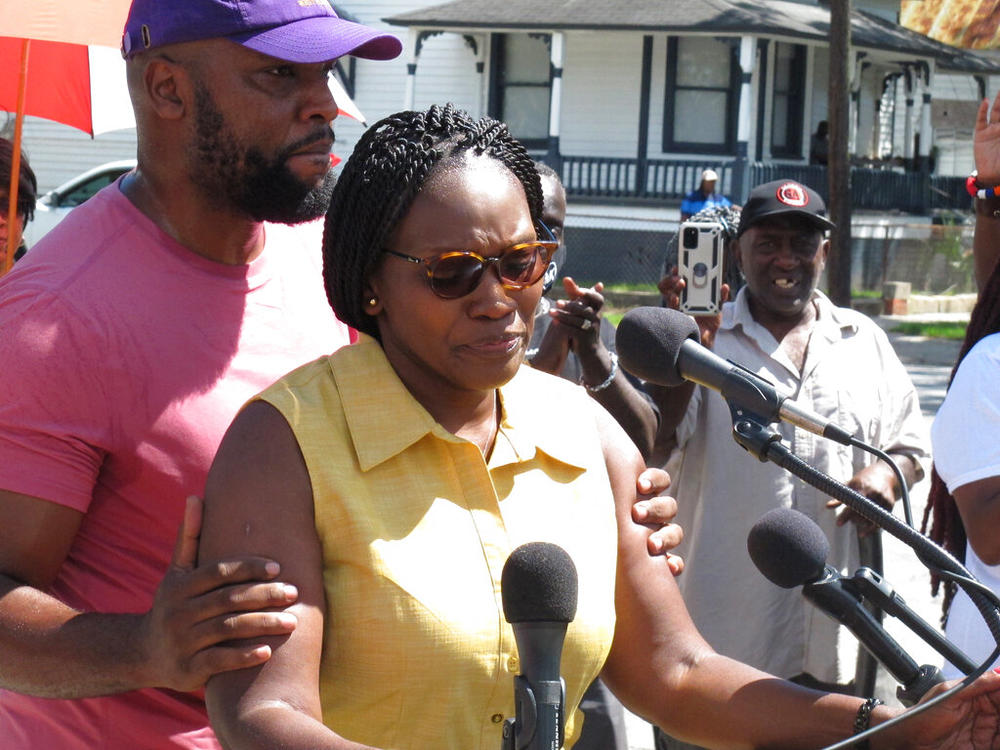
[489,33,551,148]
[770,43,806,158]
[663,36,738,154]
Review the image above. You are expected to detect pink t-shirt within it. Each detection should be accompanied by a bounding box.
[0,182,351,748]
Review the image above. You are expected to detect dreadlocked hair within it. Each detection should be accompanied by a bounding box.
[922,253,1000,624]
[323,103,545,341]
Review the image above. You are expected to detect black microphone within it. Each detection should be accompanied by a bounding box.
[747,508,944,705]
[615,306,854,445]
[501,542,578,750]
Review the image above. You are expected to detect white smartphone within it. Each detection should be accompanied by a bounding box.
[678,221,724,316]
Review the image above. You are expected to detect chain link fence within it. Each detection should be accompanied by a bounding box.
[560,212,978,301]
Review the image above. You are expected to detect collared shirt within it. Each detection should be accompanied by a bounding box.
[259,335,619,750]
[668,288,928,683]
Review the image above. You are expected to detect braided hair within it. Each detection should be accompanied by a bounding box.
[0,138,37,223]
[323,103,545,340]
[922,253,1000,623]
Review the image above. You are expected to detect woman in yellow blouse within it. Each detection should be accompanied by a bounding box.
[200,105,1000,750]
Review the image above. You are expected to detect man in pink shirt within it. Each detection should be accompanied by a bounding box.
[0,1,401,747]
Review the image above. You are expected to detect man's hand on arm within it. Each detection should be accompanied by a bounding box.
[632,467,684,575]
[0,490,299,698]
[134,496,299,692]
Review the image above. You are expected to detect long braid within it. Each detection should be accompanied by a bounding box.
[323,104,545,340]
[922,253,1000,623]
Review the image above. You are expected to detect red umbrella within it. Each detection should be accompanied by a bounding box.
[0,0,133,272]
[0,37,133,137]
[0,0,367,273]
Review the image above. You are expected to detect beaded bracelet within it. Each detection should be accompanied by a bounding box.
[583,352,618,393]
[852,696,884,749]
[967,170,1000,200]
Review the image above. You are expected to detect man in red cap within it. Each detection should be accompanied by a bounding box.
[651,179,928,750]
[0,2,400,747]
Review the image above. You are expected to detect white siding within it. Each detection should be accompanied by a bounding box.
[559,31,643,159]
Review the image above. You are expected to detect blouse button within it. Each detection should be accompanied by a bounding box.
[507,655,519,672]
[491,713,504,724]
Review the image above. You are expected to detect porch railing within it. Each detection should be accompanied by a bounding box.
[558,155,970,214]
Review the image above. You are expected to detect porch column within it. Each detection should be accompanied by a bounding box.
[733,35,755,202]
[403,27,419,110]
[919,62,934,173]
[546,31,565,171]
[636,36,653,196]
[903,66,915,165]
[474,34,487,117]
[848,54,864,156]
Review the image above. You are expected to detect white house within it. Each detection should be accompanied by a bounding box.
[8,0,999,287]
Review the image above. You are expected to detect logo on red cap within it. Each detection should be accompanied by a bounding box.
[775,182,809,208]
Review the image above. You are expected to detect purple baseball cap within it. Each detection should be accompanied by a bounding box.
[121,0,402,63]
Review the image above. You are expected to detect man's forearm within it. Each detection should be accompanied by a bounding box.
[645,381,696,467]
[0,576,148,698]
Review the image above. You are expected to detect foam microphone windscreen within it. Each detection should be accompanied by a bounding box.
[615,306,699,387]
[501,542,578,624]
[746,508,830,589]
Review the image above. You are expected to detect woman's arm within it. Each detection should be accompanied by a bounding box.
[596,407,865,748]
[200,401,377,750]
[595,407,1000,749]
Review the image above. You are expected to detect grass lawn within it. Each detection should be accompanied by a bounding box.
[890,321,968,340]
[602,312,968,341]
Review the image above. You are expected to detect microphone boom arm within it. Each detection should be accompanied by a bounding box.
[730,415,1000,666]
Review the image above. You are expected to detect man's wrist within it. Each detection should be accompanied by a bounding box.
[581,351,618,393]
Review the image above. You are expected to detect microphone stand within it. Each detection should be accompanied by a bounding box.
[802,565,943,705]
[728,409,1000,685]
[850,567,977,675]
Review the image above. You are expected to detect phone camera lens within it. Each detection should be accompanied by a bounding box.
[682,227,699,249]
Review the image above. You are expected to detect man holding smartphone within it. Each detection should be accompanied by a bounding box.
[648,179,928,750]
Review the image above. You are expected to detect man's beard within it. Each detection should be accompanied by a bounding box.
[190,84,336,224]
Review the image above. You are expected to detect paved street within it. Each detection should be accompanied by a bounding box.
[622,314,966,750]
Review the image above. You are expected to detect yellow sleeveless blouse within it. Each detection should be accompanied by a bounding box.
[258,335,618,750]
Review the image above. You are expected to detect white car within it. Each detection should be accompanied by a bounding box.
[22,159,136,250]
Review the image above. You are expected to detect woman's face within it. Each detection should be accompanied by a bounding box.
[0,190,25,256]
[366,156,543,408]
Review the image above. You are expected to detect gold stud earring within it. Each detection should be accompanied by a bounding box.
[367,296,378,307]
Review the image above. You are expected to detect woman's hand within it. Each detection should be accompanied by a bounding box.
[877,671,1000,749]
[974,90,1000,185]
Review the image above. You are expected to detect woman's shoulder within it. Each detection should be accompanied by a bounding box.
[509,362,595,403]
